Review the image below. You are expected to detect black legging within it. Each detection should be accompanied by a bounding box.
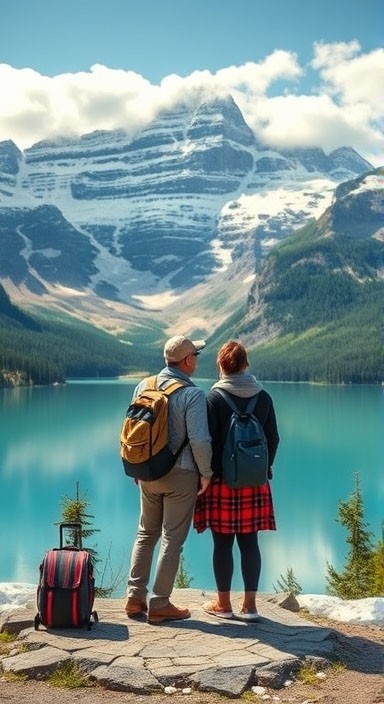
[211,530,261,591]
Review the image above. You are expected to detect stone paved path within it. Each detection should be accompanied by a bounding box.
[0,589,336,697]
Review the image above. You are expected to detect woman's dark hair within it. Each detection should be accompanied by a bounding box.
[217,340,248,375]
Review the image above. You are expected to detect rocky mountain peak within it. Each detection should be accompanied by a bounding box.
[0,94,375,328]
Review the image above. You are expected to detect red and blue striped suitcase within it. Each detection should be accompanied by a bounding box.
[34,523,98,630]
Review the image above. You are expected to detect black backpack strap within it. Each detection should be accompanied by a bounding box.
[214,388,239,411]
[214,388,259,415]
[245,395,258,414]
[173,436,189,462]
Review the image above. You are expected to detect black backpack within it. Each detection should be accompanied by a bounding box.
[215,389,269,489]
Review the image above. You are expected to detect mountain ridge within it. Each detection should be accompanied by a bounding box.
[0,95,382,383]
[0,94,372,315]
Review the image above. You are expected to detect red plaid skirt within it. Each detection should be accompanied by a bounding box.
[194,477,276,534]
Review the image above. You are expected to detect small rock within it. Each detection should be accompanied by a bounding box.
[316,671,327,679]
[252,685,267,695]
[255,659,302,689]
[164,685,177,694]
[267,592,300,612]
[283,679,293,687]
[182,687,192,694]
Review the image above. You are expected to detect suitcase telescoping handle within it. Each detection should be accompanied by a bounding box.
[59,522,83,550]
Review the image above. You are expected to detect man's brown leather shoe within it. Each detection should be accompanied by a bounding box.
[125,597,147,618]
[148,602,191,624]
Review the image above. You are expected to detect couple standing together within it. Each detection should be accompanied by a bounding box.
[125,335,280,624]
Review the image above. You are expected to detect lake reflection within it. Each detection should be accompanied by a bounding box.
[0,380,382,595]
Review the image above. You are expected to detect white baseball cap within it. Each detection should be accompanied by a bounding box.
[164,335,206,363]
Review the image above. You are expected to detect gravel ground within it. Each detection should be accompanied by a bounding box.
[0,617,383,704]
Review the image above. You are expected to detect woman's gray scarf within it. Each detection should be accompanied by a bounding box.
[211,372,263,398]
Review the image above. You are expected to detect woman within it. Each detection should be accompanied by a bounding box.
[194,340,279,621]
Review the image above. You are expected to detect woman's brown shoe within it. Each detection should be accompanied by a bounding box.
[202,600,233,619]
[238,608,259,622]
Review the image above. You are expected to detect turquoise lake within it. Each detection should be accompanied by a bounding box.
[0,380,382,595]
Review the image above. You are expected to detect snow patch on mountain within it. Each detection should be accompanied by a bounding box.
[0,95,374,328]
[349,173,383,195]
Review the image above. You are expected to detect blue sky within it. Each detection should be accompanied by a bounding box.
[0,0,383,163]
[1,0,382,81]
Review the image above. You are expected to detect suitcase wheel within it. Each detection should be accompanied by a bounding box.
[34,614,40,631]
[93,610,99,624]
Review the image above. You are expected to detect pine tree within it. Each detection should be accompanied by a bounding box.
[59,481,100,565]
[273,567,302,596]
[370,522,384,597]
[58,482,124,597]
[175,552,193,588]
[326,473,375,599]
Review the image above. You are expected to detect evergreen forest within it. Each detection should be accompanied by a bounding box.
[1,215,383,386]
[0,285,161,386]
[202,223,384,385]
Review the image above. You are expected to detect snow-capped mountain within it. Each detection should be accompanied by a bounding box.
[0,94,373,334]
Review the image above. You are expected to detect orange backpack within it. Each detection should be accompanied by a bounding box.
[120,375,189,481]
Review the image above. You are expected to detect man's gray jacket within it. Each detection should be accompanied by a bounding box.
[132,366,212,479]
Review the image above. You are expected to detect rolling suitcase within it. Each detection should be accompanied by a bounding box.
[34,522,98,630]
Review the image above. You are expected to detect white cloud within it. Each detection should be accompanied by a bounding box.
[0,62,160,147]
[215,49,303,93]
[312,42,384,117]
[0,42,382,165]
[246,93,382,157]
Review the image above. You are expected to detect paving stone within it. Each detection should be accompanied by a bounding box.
[143,656,174,668]
[173,656,215,666]
[1,645,71,679]
[212,653,269,667]
[22,630,95,651]
[90,663,162,693]
[306,655,332,670]
[71,649,116,671]
[139,644,177,658]
[279,638,336,657]
[170,642,222,657]
[148,662,213,681]
[254,658,303,688]
[0,590,337,695]
[295,627,333,642]
[110,641,144,656]
[191,664,255,697]
[248,643,297,661]
[0,607,35,635]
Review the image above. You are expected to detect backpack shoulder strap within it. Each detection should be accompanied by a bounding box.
[158,378,189,397]
[145,375,158,391]
[245,395,259,415]
[214,388,258,415]
[214,388,241,413]
[142,376,184,395]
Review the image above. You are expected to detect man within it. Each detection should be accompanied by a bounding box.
[125,335,212,624]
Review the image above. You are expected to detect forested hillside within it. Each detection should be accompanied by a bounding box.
[1,167,383,386]
[0,284,159,386]
[230,219,383,384]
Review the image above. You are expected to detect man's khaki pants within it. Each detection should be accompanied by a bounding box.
[127,466,199,609]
